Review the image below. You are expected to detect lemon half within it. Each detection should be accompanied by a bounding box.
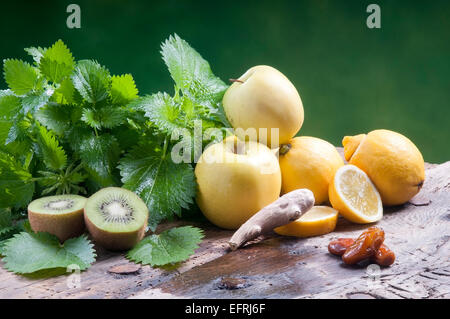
[329,164,383,224]
[274,206,339,238]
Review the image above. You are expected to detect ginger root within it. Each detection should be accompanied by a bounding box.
[228,189,315,250]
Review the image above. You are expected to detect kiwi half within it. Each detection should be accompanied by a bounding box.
[84,187,148,251]
[28,194,87,242]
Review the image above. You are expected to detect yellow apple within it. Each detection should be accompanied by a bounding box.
[195,136,282,229]
[223,65,304,147]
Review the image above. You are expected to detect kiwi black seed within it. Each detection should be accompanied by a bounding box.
[28,194,87,242]
[84,187,149,251]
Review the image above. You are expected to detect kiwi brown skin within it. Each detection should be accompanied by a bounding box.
[84,215,147,251]
[28,208,85,242]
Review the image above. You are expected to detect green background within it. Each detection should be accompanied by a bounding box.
[1,0,449,163]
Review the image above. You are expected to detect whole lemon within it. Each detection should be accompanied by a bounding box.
[279,136,344,204]
[343,129,425,206]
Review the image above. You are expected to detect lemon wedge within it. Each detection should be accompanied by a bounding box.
[274,206,339,238]
[329,164,383,224]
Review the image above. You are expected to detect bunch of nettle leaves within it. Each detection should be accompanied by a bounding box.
[0,34,229,275]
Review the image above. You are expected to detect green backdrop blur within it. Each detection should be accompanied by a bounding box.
[1,0,449,163]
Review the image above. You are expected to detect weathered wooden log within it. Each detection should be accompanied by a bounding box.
[0,150,448,299]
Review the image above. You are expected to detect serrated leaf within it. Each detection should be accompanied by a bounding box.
[127,226,203,266]
[81,107,126,130]
[35,124,67,171]
[110,125,141,151]
[36,162,87,196]
[0,209,21,241]
[3,59,40,95]
[119,140,196,230]
[0,90,21,119]
[53,77,75,104]
[24,46,47,64]
[21,89,52,115]
[161,34,228,102]
[0,152,34,209]
[98,107,127,128]
[78,133,120,186]
[39,40,75,83]
[80,108,100,129]
[133,92,183,134]
[71,60,111,104]
[0,209,13,235]
[63,235,96,268]
[1,140,33,165]
[0,120,10,145]
[0,92,20,144]
[65,125,92,152]
[2,232,96,274]
[110,74,138,105]
[35,103,72,135]
[6,119,31,145]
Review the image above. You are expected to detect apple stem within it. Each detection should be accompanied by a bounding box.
[279,143,292,155]
[229,78,244,84]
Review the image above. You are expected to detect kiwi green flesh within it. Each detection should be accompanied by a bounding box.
[28,195,87,242]
[84,187,148,234]
[28,195,87,215]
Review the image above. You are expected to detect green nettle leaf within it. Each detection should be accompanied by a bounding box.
[119,141,196,230]
[71,60,111,104]
[0,92,22,145]
[36,124,67,171]
[0,120,10,145]
[0,91,22,120]
[39,40,75,83]
[161,34,228,101]
[110,74,139,105]
[0,35,230,274]
[5,120,29,145]
[98,107,127,128]
[35,103,72,135]
[0,152,34,209]
[21,90,52,115]
[81,107,126,130]
[53,77,76,104]
[3,59,40,95]
[65,125,92,152]
[134,92,183,134]
[1,140,33,162]
[127,226,204,266]
[78,133,120,186]
[2,232,96,274]
[24,46,47,64]
[0,209,14,237]
[110,124,142,152]
[36,162,87,196]
[81,108,100,130]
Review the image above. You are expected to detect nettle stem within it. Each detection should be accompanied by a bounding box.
[162,137,169,159]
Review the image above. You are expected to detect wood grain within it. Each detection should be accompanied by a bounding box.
[0,150,448,299]
[133,161,450,299]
